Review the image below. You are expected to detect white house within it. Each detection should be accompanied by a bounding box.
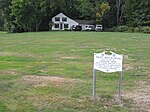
[52,13,79,30]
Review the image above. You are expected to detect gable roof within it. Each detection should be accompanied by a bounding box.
[52,13,95,25]
[75,20,95,25]
[52,13,67,19]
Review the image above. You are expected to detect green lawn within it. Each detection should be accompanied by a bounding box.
[0,31,149,112]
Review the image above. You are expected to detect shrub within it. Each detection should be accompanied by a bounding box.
[141,26,150,34]
[106,26,116,32]
[133,27,141,33]
[116,25,129,32]
[64,29,71,31]
[126,27,134,33]
[133,26,150,34]
[0,27,4,31]
[108,26,150,34]
[107,26,129,32]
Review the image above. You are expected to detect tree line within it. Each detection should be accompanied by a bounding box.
[0,0,149,33]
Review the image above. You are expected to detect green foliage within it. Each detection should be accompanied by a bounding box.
[134,26,150,34]
[123,0,150,27]
[109,25,129,32]
[11,0,48,32]
[0,0,52,32]
[102,0,118,29]
[0,12,4,31]
[0,0,150,32]
[96,2,110,24]
[0,102,10,112]
[11,0,34,31]
[108,25,150,33]
[100,2,110,15]
[75,0,94,19]
[142,26,150,33]
[0,0,13,32]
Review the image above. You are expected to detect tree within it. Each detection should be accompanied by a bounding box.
[123,0,150,27]
[0,0,13,32]
[11,0,33,31]
[10,0,52,32]
[64,0,78,19]
[0,6,3,30]
[96,2,110,24]
[75,0,94,20]
[32,0,50,31]
[116,0,120,26]
[50,0,66,16]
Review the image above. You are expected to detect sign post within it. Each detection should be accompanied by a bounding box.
[93,51,123,100]
[93,68,96,100]
[119,71,123,99]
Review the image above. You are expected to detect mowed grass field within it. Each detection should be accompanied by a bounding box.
[0,31,149,112]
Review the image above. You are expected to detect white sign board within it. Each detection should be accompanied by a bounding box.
[94,51,123,73]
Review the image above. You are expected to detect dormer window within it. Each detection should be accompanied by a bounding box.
[55,17,60,21]
[62,17,67,22]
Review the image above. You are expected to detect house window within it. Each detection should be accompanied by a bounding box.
[64,24,69,28]
[55,17,60,21]
[54,23,59,28]
[62,17,67,22]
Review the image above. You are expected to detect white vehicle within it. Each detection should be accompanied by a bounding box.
[85,25,94,31]
[95,25,103,31]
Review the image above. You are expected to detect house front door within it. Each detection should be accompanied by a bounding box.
[60,23,63,30]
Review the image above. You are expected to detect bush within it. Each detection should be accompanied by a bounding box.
[116,25,129,32]
[133,27,141,33]
[108,26,150,34]
[64,29,71,31]
[141,26,150,34]
[10,24,17,33]
[106,26,116,32]
[107,26,129,32]
[0,27,4,31]
[126,27,134,33]
[133,26,150,34]
[4,22,25,33]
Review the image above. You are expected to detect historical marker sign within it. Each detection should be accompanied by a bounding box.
[94,51,123,73]
[93,51,123,100]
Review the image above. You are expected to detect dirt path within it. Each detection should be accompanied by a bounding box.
[123,81,150,112]
[22,75,81,87]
